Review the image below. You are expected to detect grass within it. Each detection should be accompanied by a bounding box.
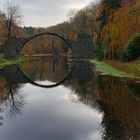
[0,54,55,68]
[71,58,139,78]
[0,57,26,69]
[71,58,129,77]
[91,60,130,77]
[104,59,140,77]
[0,54,139,79]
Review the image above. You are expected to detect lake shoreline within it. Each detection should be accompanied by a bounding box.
[0,54,72,68]
[0,57,26,69]
[0,56,140,79]
[91,59,140,79]
[70,58,140,79]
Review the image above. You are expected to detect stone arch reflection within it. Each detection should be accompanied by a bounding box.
[0,57,74,89]
[18,63,74,89]
[19,56,74,88]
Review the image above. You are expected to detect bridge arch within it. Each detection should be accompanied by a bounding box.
[20,32,74,55]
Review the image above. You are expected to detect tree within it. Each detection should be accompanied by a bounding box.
[68,9,89,34]
[97,0,121,28]
[121,33,140,61]
[3,2,22,39]
[0,11,5,43]
[68,2,100,42]
[100,2,140,60]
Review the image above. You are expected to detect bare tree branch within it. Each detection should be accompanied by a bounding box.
[3,2,22,39]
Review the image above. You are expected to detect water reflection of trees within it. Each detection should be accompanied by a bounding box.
[64,61,140,140]
[20,56,71,83]
[96,76,140,140]
[0,59,140,139]
[4,84,24,118]
[0,65,25,118]
[0,77,24,126]
[65,61,97,107]
[0,56,71,126]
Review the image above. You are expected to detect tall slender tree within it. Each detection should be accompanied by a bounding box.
[3,2,22,39]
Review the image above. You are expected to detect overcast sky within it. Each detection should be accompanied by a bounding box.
[0,0,93,27]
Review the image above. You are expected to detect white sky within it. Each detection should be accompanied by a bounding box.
[0,0,94,27]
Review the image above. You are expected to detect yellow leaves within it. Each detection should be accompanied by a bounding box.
[129,0,140,15]
[100,5,140,59]
[67,30,77,41]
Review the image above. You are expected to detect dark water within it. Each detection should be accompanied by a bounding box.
[0,56,140,140]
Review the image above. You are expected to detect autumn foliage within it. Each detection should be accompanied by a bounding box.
[0,0,140,61]
[99,0,140,60]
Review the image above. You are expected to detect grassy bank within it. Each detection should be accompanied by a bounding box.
[0,57,26,69]
[104,60,140,77]
[0,54,54,68]
[91,59,140,78]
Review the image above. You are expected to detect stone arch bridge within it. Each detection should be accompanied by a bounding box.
[0,32,94,59]
[1,33,73,59]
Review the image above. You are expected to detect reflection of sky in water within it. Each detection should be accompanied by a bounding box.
[0,84,102,140]
[35,80,56,85]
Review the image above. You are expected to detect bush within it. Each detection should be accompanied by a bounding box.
[121,33,140,61]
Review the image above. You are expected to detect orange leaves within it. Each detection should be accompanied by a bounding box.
[100,5,140,59]
[67,30,77,41]
[129,0,140,15]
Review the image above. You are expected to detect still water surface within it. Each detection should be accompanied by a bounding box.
[0,56,140,140]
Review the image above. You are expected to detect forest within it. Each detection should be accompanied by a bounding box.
[0,0,140,63]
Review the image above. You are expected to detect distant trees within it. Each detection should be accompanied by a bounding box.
[68,2,100,42]
[0,0,139,61]
[23,26,46,37]
[20,2,100,57]
[69,9,89,34]
[37,2,100,58]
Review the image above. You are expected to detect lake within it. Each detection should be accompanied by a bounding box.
[0,56,140,140]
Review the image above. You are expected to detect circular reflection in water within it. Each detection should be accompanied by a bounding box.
[19,32,74,88]
[19,56,74,88]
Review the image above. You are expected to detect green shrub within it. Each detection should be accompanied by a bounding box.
[121,33,140,61]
